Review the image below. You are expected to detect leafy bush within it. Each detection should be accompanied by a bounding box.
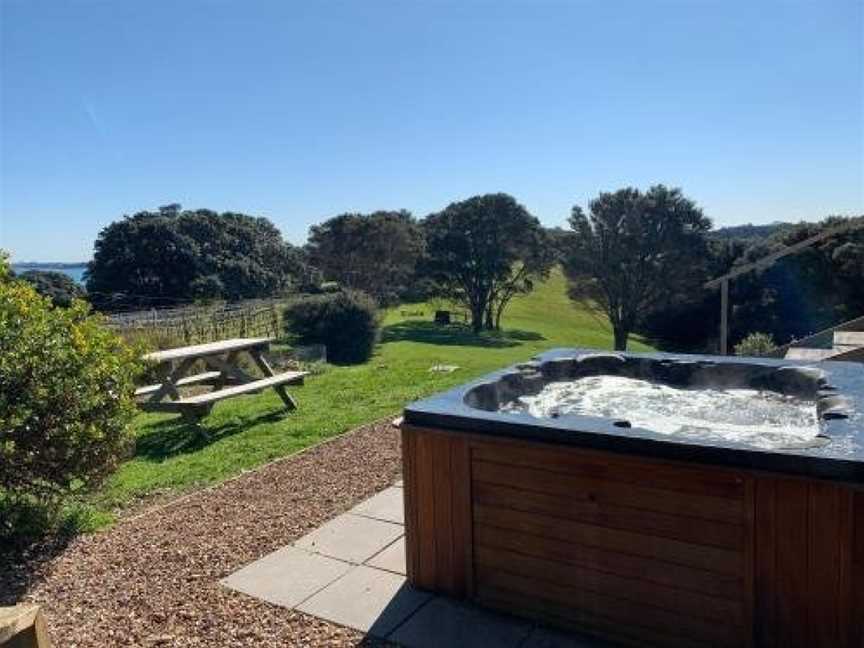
[0,256,140,539]
[283,291,380,364]
[734,332,778,357]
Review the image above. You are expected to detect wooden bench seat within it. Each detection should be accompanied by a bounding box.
[139,371,307,414]
[135,371,223,397]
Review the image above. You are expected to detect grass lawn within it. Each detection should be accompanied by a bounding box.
[94,270,654,517]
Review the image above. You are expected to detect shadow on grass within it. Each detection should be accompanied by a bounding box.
[134,408,288,462]
[381,320,544,348]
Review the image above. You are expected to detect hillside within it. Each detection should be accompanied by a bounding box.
[709,222,794,241]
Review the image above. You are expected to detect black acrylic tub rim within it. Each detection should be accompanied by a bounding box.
[403,348,864,485]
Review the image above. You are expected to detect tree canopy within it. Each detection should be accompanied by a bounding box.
[562,185,712,350]
[640,215,864,352]
[86,206,304,309]
[422,193,554,332]
[306,210,424,305]
[721,216,864,344]
[18,270,86,307]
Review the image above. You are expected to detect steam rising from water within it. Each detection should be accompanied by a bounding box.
[502,375,822,450]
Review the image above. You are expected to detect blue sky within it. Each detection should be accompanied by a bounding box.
[2,1,862,261]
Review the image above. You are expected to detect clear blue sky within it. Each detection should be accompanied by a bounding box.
[2,0,862,261]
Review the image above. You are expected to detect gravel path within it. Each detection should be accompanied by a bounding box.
[2,419,402,647]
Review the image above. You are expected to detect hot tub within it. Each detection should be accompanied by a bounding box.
[401,349,864,647]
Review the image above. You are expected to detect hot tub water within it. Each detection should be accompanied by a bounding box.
[502,375,822,450]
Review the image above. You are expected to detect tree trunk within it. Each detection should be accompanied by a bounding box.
[471,304,485,333]
[613,325,629,351]
[484,301,495,330]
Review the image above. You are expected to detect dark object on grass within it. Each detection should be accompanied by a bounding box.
[434,310,451,325]
[283,290,380,364]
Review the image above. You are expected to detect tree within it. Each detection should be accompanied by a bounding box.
[18,270,86,307]
[562,185,712,350]
[422,193,554,332]
[86,206,305,309]
[306,211,424,305]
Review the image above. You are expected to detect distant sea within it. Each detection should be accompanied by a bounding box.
[12,264,87,284]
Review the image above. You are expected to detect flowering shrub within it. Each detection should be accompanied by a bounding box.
[0,254,140,530]
[734,331,778,357]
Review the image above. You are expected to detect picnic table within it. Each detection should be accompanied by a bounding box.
[136,337,306,425]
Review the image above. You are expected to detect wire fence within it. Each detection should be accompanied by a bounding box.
[106,299,289,350]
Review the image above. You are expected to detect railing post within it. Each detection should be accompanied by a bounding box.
[720,279,729,355]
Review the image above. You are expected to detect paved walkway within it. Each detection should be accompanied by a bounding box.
[222,481,605,647]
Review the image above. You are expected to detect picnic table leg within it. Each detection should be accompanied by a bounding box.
[148,357,196,404]
[181,409,211,441]
[206,351,256,388]
[249,349,297,411]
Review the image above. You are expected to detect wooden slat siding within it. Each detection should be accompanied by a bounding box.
[754,477,859,648]
[475,503,741,575]
[474,525,742,599]
[474,481,743,549]
[469,431,752,647]
[473,460,744,524]
[414,432,438,589]
[807,483,853,647]
[474,544,744,624]
[741,477,756,648]
[476,565,742,645]
[472,442,746,498]
[776,480,810,648]
[754,478,777,647]
[401,427,419,584]
[406,424,864,646]
[431,436,454,593]
[853,493,864,648]
[401,425,472,597]
[475,585,718,648]
[450,436,474,598]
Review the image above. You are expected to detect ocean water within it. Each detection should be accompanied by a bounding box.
[12,264,86,284]
[502,375,822,450]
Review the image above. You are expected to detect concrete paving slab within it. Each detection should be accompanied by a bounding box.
[221,546,351,608]
[297,565,431,636]
[365,536,406,575]
[521,626,612,647]
[294,513,404,564]
[348,486,404,524]
[388,596,533,648]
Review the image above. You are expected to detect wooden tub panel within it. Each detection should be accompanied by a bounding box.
[402,424,863,647]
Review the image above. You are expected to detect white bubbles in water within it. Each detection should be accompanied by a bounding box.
[502,375,821,450]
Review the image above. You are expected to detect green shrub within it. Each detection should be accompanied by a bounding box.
[283,291,380,364]
[734,331,778,357]
[0,255,140,539]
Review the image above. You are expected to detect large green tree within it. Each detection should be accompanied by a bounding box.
[422,193,554,332]
[306,210,424,305]
[86,205,304,309]
[562,185,712,350]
